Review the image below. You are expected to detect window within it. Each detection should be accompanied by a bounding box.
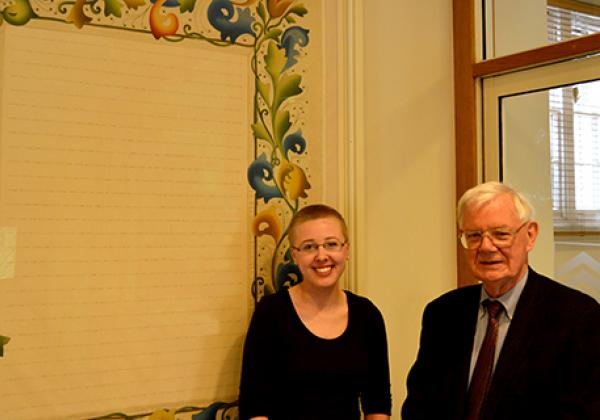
[548,4,600,231]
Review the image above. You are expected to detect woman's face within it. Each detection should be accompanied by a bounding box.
[290,217,349,290]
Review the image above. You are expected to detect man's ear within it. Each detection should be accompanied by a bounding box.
[526,220,539,252]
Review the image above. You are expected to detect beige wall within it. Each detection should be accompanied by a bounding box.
[354,1,456,415]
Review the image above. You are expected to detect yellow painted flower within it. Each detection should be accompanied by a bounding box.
[66,0,92,28]
[253,206,282,243]
[277,161,310,201]
[148,408,175,420]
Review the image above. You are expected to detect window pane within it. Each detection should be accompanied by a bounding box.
[483,0,600,60]
[549,80,600,222]
[575,166,600,209]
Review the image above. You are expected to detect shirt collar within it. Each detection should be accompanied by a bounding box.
[479,268,529,320]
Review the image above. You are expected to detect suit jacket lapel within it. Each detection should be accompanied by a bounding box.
[453,285,482,418]
[484,269,545,412]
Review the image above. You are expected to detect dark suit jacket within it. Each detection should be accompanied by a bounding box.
[401,268,600,420]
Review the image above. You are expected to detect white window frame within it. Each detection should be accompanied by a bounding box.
[482,55,600,223]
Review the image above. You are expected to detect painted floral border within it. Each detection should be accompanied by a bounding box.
[0,0,312,417]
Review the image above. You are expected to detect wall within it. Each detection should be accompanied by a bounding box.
[355,1,456,414]
[555,238,600,302]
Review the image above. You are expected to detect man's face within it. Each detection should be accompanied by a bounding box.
[462,193,538,297]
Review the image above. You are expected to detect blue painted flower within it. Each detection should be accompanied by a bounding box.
[207,0,255,42]
[149,0,180,7]
[247,154,283,203]
[280,26,309,70]
[283,130,306,160]
[276,261,302,290]
[192,402,228,420]
[252,276,274,301]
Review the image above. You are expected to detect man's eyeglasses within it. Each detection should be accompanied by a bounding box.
[291,240,347,254]
[459,221,529,250]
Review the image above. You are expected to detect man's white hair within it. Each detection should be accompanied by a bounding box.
[457,181,535,229]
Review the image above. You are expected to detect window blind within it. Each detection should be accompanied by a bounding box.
[548,5,600,231]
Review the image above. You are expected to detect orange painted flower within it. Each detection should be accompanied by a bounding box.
[149,0,179,39]
[231,0,257,5]
[267,0,294,18]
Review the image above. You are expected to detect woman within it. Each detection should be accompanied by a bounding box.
[238,204,392,420]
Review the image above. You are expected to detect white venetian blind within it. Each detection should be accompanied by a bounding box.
[548,4,600,230]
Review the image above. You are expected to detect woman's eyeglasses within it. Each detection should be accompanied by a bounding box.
[291,240,347,254]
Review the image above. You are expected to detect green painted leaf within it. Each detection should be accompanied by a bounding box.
[288,4,308,17]
[123,0,145,9]
[257,2,266,22]
[2,0,36,25]
[274,110,291,146]
[104,0,123,17]
[265,41,286,83]
[264,28,282,41]
[273,74,302,113]
[252,121,271,142]
[179,0,196,13]
[0,336,10,357]
[285,15,296,24]
[257,79,271,105]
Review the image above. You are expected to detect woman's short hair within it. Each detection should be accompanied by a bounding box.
[457,181,535,229]
[288,204,348,245]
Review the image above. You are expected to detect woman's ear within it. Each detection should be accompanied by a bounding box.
[290,247,298,264]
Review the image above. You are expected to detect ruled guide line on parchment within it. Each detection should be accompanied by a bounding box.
[0,25,250,419]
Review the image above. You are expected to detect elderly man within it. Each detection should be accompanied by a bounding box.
[402,181,600,420]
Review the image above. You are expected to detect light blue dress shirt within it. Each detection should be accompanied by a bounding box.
[468,270,529,385]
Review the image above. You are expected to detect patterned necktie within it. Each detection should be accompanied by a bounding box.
[466,299,503,420]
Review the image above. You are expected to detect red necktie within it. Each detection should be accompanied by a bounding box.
[466,299,503,420]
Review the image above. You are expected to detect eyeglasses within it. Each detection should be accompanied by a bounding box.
[459,221,529,250]
[291,239,347,254]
